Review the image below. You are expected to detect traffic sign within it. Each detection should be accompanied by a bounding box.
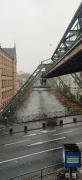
[62,144,81,168]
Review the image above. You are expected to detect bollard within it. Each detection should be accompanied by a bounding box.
[9,128,13,135]
[24,125,27,133]
[73,118,77,123]
[42,122,46,129]
[60,120,63,126]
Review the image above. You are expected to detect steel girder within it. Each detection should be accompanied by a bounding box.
[71,73,82,89]
[48,77,77,102]
[51,2,82,62]
[42,3,82,79]
[57,77,76,101]
[43,3,82,97]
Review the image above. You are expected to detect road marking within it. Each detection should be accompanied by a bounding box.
[0,146,62,164]
[27,137,65,147]
[5,139,30,146]
[36,129,56,135]
[23,133,36,137]
[77,142,82,145]
[28,141,43,146]
[23,129,56,137]
[42,130,56,133]
[53,131,72,136]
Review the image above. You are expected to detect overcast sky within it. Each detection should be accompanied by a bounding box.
[0,0,81,73]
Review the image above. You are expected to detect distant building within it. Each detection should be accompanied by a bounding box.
[0,43,17,110]
[17,77,26,91]
[60,73,82,101]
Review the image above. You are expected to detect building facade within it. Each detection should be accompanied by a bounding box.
[17,77,26,91]
[0,44,17,110]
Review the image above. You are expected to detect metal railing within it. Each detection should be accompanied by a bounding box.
[5,162,64,180]
[4,161,82,180]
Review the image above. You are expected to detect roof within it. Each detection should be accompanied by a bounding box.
[63,144,80,152]
[2,48,14,58]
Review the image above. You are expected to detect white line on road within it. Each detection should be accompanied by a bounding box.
[77,142,82,145]
[23,133,36,137]
[0,146,62,164]
[5,139,30,146]
[41,130,56,133]
[28,141,43,146]
[23,129,56,138]
[5,131,71,147]
[53,131,73,136]
[27,137,65,147]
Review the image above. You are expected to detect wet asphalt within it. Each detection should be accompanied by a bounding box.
[0,121,82,179]
[0,87,82,179]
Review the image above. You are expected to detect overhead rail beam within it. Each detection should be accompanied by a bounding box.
[43,2,82,78]
[51,2,82,62]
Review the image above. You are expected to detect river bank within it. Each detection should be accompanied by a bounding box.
[51,89,82,115]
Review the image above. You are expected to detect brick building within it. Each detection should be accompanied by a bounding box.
[0,43,17,110]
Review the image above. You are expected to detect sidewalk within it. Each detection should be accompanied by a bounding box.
[0,121,43,136]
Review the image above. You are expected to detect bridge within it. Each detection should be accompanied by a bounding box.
[0,2,82,120]
[42,2,82,78]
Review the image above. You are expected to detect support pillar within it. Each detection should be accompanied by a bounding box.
[69,168,72,180]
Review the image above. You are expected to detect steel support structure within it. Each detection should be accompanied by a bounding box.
[0,64,44,119]
[57,77,76,102]
[48,77,76,102]
[43,3,82,79]
[71,73,82,89]
[51,3,82,63]
[43,3,82,101]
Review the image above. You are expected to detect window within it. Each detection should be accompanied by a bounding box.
[2,92,4,99]
[1,68,3,75]
[2,80,3,87]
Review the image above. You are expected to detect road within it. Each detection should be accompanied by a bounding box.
[0,121,82,179]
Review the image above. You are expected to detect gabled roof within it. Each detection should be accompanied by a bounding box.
[2,48,14,58]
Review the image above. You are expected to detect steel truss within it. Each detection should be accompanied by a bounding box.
[46,3,82,100]
[0,64,44,119]
[71,73,82,89]
[51,3,82,62]
[48,77,77,102]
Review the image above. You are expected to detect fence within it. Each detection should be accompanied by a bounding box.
[5,161,82,180]
[5,162,65,180]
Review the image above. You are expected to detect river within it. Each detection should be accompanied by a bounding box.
[4,88,70,124]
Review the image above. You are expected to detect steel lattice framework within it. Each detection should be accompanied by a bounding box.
[43,2,82,78]
[43,3,82,101]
